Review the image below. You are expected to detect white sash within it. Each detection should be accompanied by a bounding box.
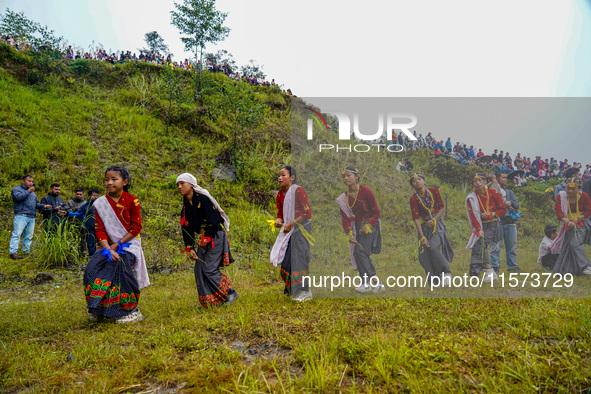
[270,185,299,267]
[465,192,482,249]
[549,190,570,254]
[94,195,150,289]
[337,192,357,270]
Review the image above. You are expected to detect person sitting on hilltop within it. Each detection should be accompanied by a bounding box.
[538,225,559,270]
[405,158,414,172]
[445,138,452,152]
[476,148,484,158]
[490,160,501,172]
[514,153,524,169]
[396,159,407,172]
[425,133,433,149]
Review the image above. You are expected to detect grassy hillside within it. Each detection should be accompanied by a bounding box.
[0,42,286,270]
[2,42,591,392]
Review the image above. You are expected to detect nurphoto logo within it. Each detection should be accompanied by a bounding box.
[304,107,418,153]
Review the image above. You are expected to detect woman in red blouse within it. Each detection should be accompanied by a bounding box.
[465,172,507,282]
[409,174,453,285]
[337,166,383,293]
[84,166,149,324]
[270,166,313,302]
[550,177,591,275]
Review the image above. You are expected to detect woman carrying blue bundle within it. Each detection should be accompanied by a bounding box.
[84,166,149,323]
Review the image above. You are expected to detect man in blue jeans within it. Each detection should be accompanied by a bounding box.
[9,175,51,260]
[490,171,522,273]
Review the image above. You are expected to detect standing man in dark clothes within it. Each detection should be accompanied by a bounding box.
[40,183,66,233]
[64,188,86,214]
[9,175,51,259]
[78,189,100,256]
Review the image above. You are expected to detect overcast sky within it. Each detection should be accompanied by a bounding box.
[2,0,590,164]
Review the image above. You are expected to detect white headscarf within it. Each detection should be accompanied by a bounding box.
[176,173,230,231]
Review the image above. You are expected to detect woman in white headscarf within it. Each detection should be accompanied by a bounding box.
[176,173,238,307]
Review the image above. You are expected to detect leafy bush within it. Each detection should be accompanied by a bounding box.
[35,220,84,269]
[427,156,482,187]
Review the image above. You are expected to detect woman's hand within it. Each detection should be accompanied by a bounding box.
[190,249,198,260]
[359,224,372,234]
[421,237,430,248]
[478,230,484,238]
[349,233,357,244]
[275,218,283,228]
[110,243,118,251]
[425,219,434,228]
[283,222,292,233]
[109,249,121,261]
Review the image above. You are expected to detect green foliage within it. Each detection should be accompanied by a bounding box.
[155,64,190,134]
[35,220,83,269]
[427,156,483,188]
[204,49,235,68]
[0,8,63,49]
[170,0,230,59]
[171,0,231,101]
[209,80,266,164]
[241,59,266,79]
[141,30,169,54]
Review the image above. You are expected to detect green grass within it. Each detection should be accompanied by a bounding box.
[2,42,591,391]
[1,257,591,392]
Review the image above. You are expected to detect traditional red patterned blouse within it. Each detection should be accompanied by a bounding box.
[95,191,142,243]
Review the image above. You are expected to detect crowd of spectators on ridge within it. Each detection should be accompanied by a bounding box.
[0,34,294,95]
[385,131,590,187]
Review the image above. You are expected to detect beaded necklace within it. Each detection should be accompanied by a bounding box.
[415,188,434,214]
[347,186,359,209]
[476,187,491,217]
